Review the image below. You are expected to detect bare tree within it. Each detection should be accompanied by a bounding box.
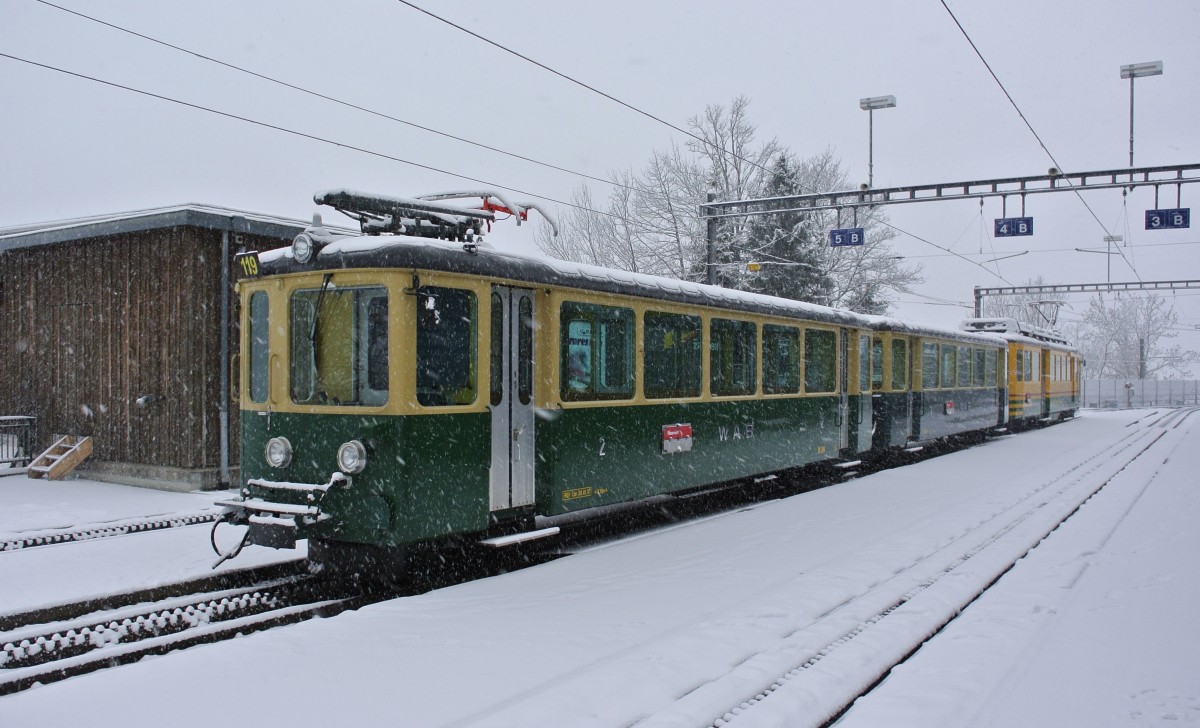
[534,98,921,314]
[1077,294,1198,379]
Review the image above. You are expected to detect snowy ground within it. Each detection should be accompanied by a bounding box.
[0,409,1196,727]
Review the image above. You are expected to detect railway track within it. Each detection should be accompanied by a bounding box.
[0,510,221,552]
[0,560,356,695]
[0,534,566,695]
[631,409,1198,728]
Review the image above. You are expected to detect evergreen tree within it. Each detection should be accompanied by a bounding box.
[742,154,835,303]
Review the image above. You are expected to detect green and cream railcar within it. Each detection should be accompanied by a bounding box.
[217,190,1015,571]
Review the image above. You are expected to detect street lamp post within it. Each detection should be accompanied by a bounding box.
[1120,61,1162,168]
[859,95,896,188]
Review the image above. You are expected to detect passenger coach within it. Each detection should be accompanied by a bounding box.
[216,190,1030,572]
[961,318,1082,426]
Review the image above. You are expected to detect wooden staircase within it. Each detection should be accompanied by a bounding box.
[27,435,93,480]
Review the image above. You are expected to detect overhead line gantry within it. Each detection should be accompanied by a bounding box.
[701,163,1200,219]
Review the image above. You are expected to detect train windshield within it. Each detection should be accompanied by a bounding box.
[290,284,389,406]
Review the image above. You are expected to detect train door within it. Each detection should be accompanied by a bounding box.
[872,335,912,450]
[1039,347,1050,418]
[489,286,536,511]
[839,329,873,455]
[855,333,875,452]
[839,329,851,452]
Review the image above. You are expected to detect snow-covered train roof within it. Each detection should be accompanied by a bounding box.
[959,318,1078,351]
[256,229,1003,347]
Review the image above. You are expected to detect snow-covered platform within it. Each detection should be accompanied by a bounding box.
[1,409,1196,727]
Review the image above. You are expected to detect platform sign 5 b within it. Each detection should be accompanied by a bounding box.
[1146,208,1190,230]
[830,228,865,247]
[994,217,1033,237]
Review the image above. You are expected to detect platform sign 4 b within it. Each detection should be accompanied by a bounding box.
[830,228,865,247]
[994,217,1033,237]
[1145,208,1190,230]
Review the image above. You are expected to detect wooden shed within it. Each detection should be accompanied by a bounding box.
[0,205,317,490]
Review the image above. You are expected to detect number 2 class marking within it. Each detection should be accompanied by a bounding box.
[598,437,606,457]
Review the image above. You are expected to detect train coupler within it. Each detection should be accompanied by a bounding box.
[215,473,346,551]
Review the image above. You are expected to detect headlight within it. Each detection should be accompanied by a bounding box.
[292,233,314,263]
[264,437,293,468]
[337,440,367,474]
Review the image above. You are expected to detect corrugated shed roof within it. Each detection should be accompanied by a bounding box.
[0,204,352,253]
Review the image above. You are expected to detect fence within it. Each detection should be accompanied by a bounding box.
[0,415,37,469]
[1083,379,1200,409]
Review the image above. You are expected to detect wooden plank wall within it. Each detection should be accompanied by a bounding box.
[0,226,278,472]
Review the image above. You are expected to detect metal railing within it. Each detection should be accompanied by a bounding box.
[0,416,37,469]
[1083,380,1200,409]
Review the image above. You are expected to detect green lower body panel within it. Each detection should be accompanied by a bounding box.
[240,410,491,546]
[535,397,842,516]
[240,397,848,548]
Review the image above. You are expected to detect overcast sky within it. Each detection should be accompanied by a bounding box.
[3,0,1198,353]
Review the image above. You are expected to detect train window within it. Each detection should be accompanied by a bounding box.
[858,335,870,392]
[711,319,758,396]
[561,302,634,400]
[490,294,503,407]
[763,324,800,394]
[956,346,971,388]
[417,287,477,407]
[804,329,837,393]
[248,291,269,403]
[891,339,908,390]
[644,312,702,399]
[985,349,997,385]
[518,297,533,405]
[870,337,884,391]
[290,284,389,406]
[1025,351,1035,382]
[922,342,938,389]
[973,349,986,387]
[940,345,957,389]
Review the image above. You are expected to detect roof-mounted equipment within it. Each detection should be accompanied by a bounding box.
[313,189,558,240]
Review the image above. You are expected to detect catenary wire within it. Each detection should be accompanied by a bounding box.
[392,0,1154,290]
[937,0,1141,281]
[391,0,784,181]
[9,8,1038,291]
[394,0,1024,281]
[0,51,629,222]
[33,0,634,193]
[3,47,993,289]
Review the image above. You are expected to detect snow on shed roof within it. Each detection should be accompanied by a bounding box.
[0,204,353,254]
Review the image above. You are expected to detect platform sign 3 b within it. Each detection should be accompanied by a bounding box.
[994,217,1033,237]
[830,228,865,247]
[1145,208,1190,230]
